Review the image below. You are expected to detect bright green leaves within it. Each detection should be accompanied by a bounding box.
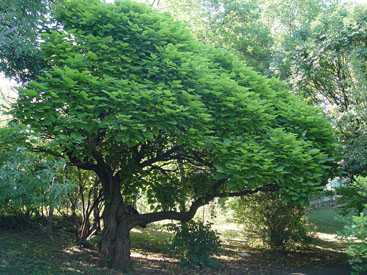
[10,0,338,210]
[18,88,38,97]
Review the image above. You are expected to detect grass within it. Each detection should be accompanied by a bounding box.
[306,205,347,234]
[0,209,353,274]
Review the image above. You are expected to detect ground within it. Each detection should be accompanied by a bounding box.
[0,205,354,274]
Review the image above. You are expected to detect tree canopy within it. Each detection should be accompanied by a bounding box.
[8,0,338,269]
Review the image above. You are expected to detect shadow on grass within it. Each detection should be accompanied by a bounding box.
[0,216,351,275]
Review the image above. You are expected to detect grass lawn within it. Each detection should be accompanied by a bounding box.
[0,208,352,274]
[306,205,346,234]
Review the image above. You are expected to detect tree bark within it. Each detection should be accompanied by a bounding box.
[98,172,132,270]
[93,183,101,232]
[112,221,131,269]
[47,204,54,237]
[99,213,132,270]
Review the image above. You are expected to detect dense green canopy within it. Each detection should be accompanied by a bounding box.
[10,0,338,268]
[12,0,337,205]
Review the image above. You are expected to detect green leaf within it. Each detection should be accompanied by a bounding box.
[25,89,38,97]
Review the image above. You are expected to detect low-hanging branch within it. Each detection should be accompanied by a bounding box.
[128,182,279,228]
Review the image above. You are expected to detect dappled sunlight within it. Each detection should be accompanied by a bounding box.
[131,251,178,263]
[63,267,78,272]
[62,246,83,255]
[310,232,350,252]
[131,228,143,234]
[315,232,339,240]
[214,222,241,231]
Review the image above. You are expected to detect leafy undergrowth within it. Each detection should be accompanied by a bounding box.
[0,213,352,275]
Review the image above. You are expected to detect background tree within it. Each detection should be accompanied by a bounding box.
[159,0,273,73]
[9,0,337,270]
[273,4,367,178]
[0,0,58,83]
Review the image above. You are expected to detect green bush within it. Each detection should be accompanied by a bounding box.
[337,176,367,274]
[338,176,367,215]
[228,192,312,249]
[340,207,367,274]
[165,220,221,269]
[0,147,75,218]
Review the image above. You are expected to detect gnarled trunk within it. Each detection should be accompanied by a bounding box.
[99,212,132,269]
[96,170,230,270]
[98,173,132,270]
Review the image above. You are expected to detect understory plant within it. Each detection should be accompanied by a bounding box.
[339,207,367,275]
[338,177,367,274]
[228,192,313,249]
[165,220,221,269]
[0,145,75,229]
[338,176,367,215]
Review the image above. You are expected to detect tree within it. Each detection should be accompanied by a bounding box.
[0,0,58,83]
[259,0,339,38]
[9,0,337,269]
[274,4,367,177]
[159,0,273,74]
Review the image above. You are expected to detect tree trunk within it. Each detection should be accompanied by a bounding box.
[112,221,131,269]
[93,184,101,232]
[98,174,132,270]
[47,204,54,237]
[99,214,132,269]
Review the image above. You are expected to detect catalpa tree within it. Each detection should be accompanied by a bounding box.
[11,0,338,269]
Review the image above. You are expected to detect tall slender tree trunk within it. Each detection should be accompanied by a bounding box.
[93,183,101,232]
[47,204,54,237]
[70,199,79,241]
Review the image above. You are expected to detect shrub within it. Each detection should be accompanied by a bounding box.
[228,192,312,249]
[338,176,367,215]
[337,176,367,274]
[0,147,75,219]
[340,207,367,274]
[165,220,221,269]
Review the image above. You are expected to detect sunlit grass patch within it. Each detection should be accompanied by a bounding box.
[0,211,353,275]
[306,205,347,234]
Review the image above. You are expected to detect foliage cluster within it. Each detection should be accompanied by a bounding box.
[159,0,273,74]
[338,176,367,274]
[228,192,312,249]
[165,220,221,269]
[0,146,74,218]
[0,0,339,269]
[338,176,367,215]
[342,212,367,275]
[0,0,57,83]
[0,128,101,238]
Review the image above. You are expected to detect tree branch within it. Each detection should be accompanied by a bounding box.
[128,182,279,229]
[67,152,99,172]
[138,146,181,168]
[33,147,63,158]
